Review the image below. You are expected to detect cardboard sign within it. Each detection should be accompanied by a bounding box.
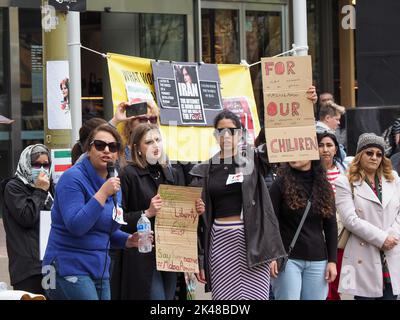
[262,55,317,162]
[261,56,312,92]
[265,126,320,163]
[264,91,315,128]
[155,185,202,273]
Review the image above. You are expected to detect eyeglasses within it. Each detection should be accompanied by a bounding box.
[137,116,158,124]
[90,140,120,153]
[215,128,240,136]
[31,162,51,169]
[365,150,383,158]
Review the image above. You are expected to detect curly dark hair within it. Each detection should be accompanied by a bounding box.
[278,160,335,218]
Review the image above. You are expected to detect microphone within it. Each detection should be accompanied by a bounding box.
[106,161,118,208]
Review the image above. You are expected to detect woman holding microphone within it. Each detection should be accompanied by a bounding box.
[43,124,145,300]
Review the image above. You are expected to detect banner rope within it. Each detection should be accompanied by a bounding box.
[80,44,109,59]
[79,44,309,68]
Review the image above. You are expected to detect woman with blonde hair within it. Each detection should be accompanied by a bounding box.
[111,123,204,300]
[335,133,400,300]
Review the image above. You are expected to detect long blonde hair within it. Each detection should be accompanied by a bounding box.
[348,150,394,184]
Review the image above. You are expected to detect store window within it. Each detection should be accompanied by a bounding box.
[19,9,44,148]
[246,10,282,125]
[201,9,240,64]
[140,14,187,61]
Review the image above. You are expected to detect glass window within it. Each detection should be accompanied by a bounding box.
[140,14,187,61]
[246,10,282,126]
[19,9,44,148]
[0,8,10,181]
[201,9,240,64]
[80,12,104,121]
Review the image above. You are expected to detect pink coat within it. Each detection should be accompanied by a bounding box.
[335,172,400,297]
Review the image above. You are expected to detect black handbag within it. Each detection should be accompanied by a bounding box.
[279,198,312,272]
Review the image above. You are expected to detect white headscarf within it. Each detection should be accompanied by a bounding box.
[15,144,51,187]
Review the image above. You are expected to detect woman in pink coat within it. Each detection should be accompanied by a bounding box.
[335,133,400,299]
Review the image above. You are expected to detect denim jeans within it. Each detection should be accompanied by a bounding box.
[46,273,110,300]
[149,270,177,300]
[271,259,328,300]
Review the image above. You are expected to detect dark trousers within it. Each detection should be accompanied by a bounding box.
[13,275,45,295]
[354,283,398,300]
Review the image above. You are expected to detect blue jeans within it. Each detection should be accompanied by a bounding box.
[271,259,328,300]
[149,270,177,300]
[46,273,110,300]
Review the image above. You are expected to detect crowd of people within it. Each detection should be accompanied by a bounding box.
[1,89,400,301]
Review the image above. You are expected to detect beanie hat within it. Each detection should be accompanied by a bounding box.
[356,133,385,155]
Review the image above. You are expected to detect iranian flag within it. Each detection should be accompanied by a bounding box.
[51,149,72,184]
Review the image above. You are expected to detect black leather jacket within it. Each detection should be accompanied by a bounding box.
[189,145,286,292]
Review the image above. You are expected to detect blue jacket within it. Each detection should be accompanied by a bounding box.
[43,157,129,279]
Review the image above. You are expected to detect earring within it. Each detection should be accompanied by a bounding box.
[138,151,142,156]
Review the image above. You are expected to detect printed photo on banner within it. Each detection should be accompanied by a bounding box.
[46,60,71,129]
[152,61,223,126]
[223,96,256,145]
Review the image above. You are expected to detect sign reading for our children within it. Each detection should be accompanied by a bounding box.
[261,55,319,163]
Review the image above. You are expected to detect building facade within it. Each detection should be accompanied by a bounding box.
[0,0,355,180]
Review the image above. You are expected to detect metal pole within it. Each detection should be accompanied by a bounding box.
[293,0,309,56]
[67,11,82,145]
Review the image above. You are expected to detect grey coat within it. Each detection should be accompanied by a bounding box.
[189,147,286,292]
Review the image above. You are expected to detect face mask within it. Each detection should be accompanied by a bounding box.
[31,167,50,183]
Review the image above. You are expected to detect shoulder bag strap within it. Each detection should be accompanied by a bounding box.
[287,198,312,256]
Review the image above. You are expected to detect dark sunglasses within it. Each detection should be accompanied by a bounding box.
[137,116,158,124]
[365,150,383,158]
[31,162,51,169]
[215,128,240,136]
[90,140,120,153]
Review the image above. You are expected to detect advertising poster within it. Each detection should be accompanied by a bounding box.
[46,60,71,129]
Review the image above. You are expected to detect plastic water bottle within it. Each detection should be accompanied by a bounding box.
[137,212,152,253]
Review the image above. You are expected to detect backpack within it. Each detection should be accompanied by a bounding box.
[382,125,396,157]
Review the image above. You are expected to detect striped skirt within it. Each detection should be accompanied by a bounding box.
[208,220,270,300]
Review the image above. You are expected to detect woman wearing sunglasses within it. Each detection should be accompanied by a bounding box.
[110,123,204,300]
[189,110,285,300]
[335,133,400,300]
[43,125,143,300]
[2,144,53,295]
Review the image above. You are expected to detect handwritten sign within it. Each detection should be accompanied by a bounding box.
[261,56,312,92]
[261,55,318,162]
[156,185,202,273]
[265,126,320,163]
